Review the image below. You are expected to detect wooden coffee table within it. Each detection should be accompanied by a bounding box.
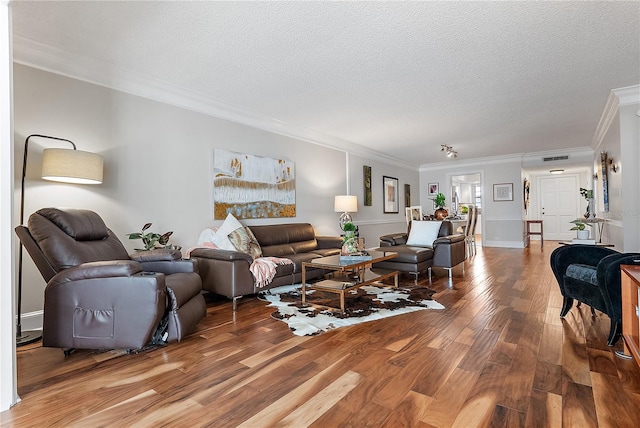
[301,250,398,313]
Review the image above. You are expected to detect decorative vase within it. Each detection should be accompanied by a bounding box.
[587,198,596,219]
[434,208,448,220]
[341,232,358,255]
[577,229,590,240]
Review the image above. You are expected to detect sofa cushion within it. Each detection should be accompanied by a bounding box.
[406,221,442,247]
[383,245,433,263]
[229,226,263,260]
[211,213,243,250]
[566,263,598,286]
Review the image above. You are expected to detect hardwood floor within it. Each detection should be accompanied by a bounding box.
[3,242,640,427]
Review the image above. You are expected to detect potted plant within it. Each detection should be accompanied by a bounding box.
[430,192,448,220]
[341,222,359,255]
[127,223,180,251]
[570,219,593,240]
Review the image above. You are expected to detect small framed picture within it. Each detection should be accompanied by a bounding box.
[405,206,423,225]
[428,182,439,196]
[383,176,399,213]
[493,183,514,201]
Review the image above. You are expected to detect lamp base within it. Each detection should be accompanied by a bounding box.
[339,212,353,230]
[17,330,42,347]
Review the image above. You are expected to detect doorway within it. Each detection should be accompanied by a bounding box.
[539,174,580,241]
[451,173,482,241]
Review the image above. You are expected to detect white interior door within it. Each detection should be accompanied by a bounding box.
[539,175,579,241]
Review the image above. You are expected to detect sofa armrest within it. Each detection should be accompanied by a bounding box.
[188,248,253,263]
[432,235,467,268]
[316,235,343,249]
[380,233,408,246]
[433,234,465,245]
[140,258,199,274]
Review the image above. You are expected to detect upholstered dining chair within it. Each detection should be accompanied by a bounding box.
[464,205,477,257]
[550,244,640,346]
[16,208,206,353]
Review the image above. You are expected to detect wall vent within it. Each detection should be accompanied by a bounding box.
[542,155,569,162]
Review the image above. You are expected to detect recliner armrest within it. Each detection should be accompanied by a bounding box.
[188,248,253,263]
[49,260,143,285]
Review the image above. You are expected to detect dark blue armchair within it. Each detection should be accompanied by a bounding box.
[550,245,640,346]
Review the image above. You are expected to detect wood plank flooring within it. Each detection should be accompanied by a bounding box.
[3,242,640,427]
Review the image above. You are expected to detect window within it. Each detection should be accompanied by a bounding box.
[474,184,482,209]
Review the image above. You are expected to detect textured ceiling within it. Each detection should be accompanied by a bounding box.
[10,1,640,167]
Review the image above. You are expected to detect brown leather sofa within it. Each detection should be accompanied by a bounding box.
[373,220,466,282]
[16,208,206,352]
[189,223,342,309]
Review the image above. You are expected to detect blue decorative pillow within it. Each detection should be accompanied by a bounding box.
[566,263,598,285]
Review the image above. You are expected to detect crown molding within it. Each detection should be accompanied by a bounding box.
[420,147,593,172]
[612,84,640,106]
[419,152,524,172]
[592,85,640,151]
[591,91,619,152]
[13,36,418,170]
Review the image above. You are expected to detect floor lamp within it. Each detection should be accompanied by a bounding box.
[16,134,104,346]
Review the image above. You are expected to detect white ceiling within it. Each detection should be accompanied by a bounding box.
[10,1,640,168]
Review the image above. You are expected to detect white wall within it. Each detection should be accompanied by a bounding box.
[420,157,525,248]
[348,153,417,247]
[592,88,640,252]
[12,64,419,321]
[619,103,640,252]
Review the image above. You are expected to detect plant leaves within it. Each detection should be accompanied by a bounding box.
[142,223,152,231]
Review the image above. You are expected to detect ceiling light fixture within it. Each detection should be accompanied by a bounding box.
[550,169,564,174]
[440,144,458,158]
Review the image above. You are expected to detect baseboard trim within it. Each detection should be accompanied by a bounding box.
[483,240,525,249]
[17,310,43,331]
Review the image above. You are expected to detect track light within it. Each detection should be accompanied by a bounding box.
[440,144,457,158]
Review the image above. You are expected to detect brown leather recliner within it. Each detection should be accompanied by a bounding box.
[16,208,206,352]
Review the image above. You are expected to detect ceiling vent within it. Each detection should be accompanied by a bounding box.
[542,155,569,162]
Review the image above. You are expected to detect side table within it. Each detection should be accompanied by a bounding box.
[617,265,640,366]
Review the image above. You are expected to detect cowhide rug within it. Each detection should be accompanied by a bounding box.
[258,284,444,336]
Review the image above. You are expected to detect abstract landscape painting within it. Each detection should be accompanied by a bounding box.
[213,149,296,219]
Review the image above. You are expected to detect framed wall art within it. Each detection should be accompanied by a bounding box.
[428,182,439,196]
[493,183,513,202]
[405,206,423,225]
[363,165,372,206]
[523,179,530,211]
[213,149,295,219]
[601,152,609,212]
[404,184,411,208]
[383,176,399,213]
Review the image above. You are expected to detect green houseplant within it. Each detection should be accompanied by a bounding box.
[570,219,593,240]
[127,223,177,251]
[430,192,448,220]
[341,221,359,255]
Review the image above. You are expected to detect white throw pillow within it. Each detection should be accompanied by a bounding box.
[406,221,442,247]
[197,226,219,246]
[211,213,244,250]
